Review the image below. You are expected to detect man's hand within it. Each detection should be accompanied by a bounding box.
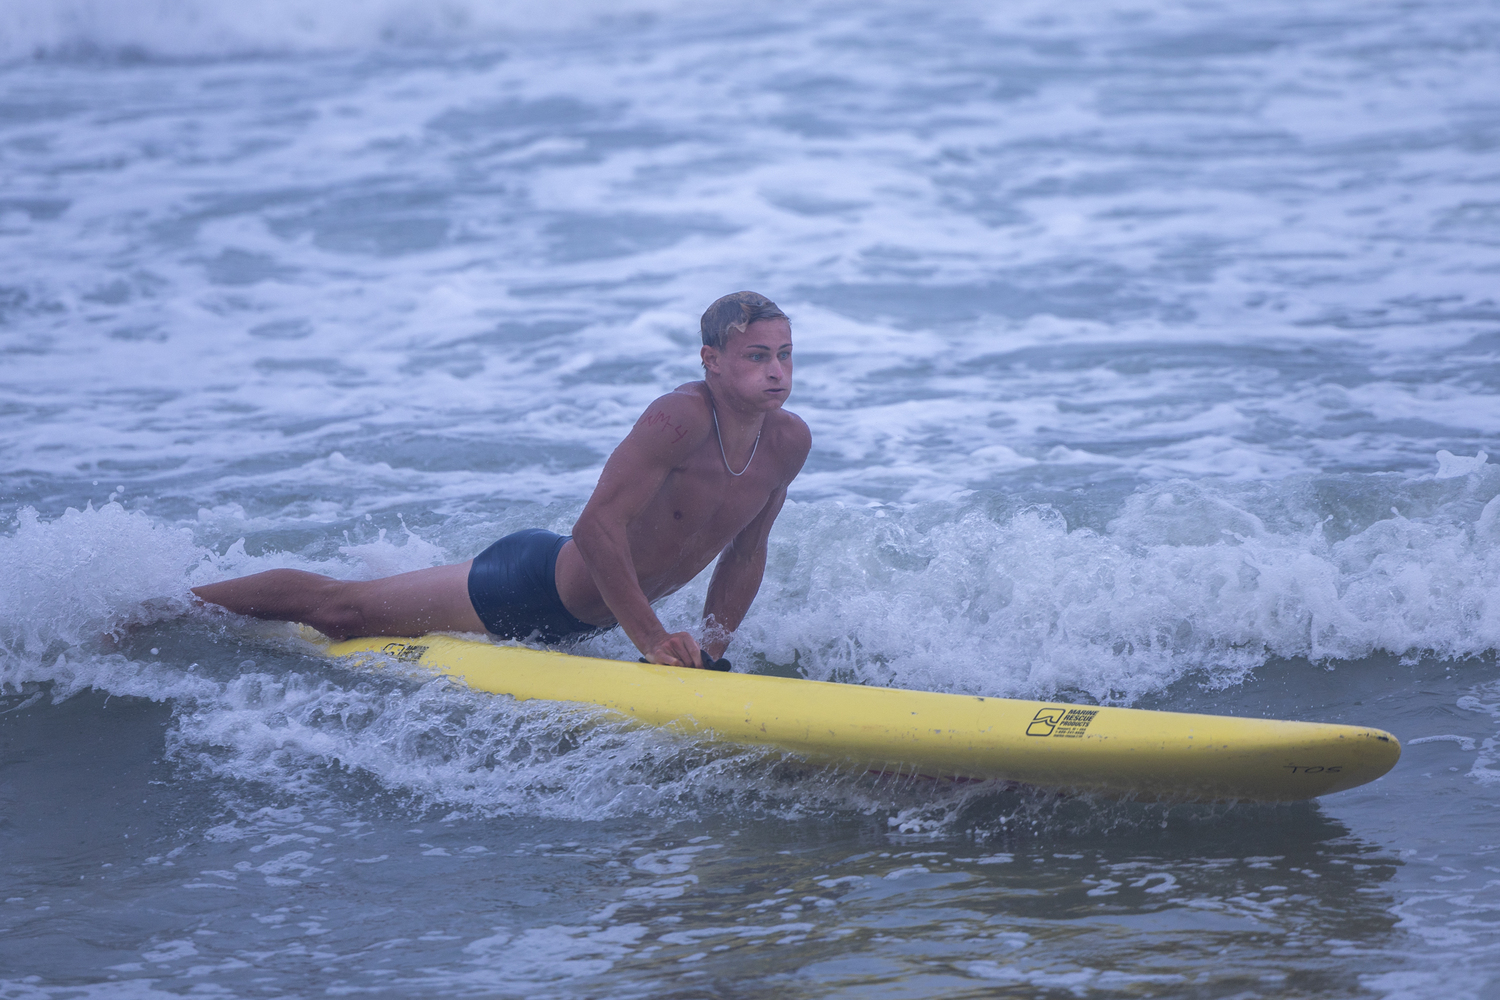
[645,631,706,668]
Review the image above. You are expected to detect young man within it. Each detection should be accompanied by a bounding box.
[192,291,810,670]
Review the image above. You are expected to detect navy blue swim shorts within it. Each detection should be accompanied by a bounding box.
[466,529,598,643]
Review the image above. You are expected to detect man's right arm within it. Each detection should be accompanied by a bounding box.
[570,391,709,667]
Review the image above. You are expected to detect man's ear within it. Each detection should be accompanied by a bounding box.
[700,345,720,373]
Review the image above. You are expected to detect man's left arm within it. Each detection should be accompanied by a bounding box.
[700,414,810,660]
[700,484,788,661]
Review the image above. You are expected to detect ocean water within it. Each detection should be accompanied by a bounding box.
[4,0,1500,995]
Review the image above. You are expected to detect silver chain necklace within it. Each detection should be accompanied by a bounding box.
[710,401,760,477]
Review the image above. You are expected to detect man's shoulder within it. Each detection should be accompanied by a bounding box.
[629,384,713,452]
[767,408,811,448]
[665,381,713,410]
[765,408,811,477]
[639,383,711,413]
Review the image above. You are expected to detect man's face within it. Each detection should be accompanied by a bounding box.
[702,318,793,411]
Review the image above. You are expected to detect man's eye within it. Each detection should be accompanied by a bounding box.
[749,353,764,361]
[779,351,791,360]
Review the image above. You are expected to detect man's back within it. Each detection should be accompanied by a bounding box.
[192,291,811,671]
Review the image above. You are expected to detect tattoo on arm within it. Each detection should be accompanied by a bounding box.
[643,409,689,444]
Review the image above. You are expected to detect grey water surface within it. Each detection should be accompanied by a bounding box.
[4,1,1500,996]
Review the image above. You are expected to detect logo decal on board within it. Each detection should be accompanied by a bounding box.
[1026,707,1099,738]
[381,642,429,663]
[1027,708,1065,736]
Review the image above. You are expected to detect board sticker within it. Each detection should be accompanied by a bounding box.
[1026,707,1099,738]
[1026,708,1064,736]
[380,642,429,663]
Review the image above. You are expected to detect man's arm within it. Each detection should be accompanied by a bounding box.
[700,484,787,660]
[700,415,810,660]
[571,391,709,668]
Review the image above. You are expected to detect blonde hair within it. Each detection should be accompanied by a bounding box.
[699,291,788,350]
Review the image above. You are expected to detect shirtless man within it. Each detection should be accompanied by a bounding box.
[192,291,810,669]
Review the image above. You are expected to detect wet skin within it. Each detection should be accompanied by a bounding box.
[191,319,810,670]
[561,318,810,667]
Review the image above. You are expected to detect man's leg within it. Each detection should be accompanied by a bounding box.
[192,562,487,640]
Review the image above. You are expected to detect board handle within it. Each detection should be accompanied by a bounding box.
[638,652,732,672]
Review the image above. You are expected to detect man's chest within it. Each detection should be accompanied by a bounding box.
[643,462,777,537]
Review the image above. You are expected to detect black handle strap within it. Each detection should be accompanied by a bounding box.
[637,652,733,672]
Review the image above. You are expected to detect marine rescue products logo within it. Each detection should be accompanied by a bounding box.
[1026,707,1099,738]
[381,642,429,663]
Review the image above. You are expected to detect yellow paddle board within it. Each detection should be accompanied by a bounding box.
[323,634,1400,802]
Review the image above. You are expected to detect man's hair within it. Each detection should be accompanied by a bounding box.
[699,291,788,350]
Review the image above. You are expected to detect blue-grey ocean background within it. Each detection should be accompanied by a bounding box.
[3,0,1500,996]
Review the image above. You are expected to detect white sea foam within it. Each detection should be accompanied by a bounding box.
[0,0,721,61]
[1,0,1290,62]
[0,503,205,656]
[725,474,1500,702]
[5,1,1500,991]
[4,0,1498,513]
[155,656,1035,823]
[5,463,1500,820]
[10,466,1500,705]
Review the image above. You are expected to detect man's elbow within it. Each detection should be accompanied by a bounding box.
[724,538,767,568]
[572,511,609,554]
